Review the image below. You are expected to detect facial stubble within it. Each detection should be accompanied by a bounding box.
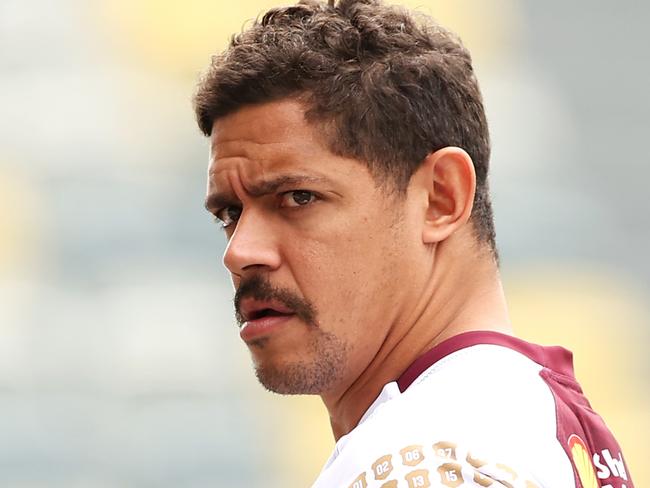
[234,276,348,395]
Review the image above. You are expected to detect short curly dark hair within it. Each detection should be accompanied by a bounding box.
[193,0,497,258]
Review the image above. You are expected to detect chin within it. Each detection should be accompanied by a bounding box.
[251,328,349,395]
[254,360,341,395]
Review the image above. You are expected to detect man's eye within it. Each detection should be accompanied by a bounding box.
[280,190,316,208]
[215,206,242,228]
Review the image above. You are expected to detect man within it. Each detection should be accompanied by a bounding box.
[194,0,634,486]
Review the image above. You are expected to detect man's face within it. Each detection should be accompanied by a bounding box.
[205,99,427,395]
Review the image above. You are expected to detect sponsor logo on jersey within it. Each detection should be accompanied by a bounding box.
[568,434,599,488]
[568,434,631,488]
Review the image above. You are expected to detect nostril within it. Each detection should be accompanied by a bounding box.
[222,231,282,273]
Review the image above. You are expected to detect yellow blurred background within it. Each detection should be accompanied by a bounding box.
[0,0,647,486]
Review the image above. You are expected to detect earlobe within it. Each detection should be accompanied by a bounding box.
[420,147,476,244]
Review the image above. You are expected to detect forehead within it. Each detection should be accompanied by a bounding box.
[209,99,327,176]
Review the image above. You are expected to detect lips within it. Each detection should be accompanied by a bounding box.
[239,298,294,323]
[238,299,296,343]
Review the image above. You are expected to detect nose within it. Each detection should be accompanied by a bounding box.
[222,209,282,276]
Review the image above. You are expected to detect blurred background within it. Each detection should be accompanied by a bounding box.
[0,0,648,486]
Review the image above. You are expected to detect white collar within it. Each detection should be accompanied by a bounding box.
[322,381,402,469]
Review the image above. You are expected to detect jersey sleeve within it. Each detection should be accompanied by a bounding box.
[340,440,542,488]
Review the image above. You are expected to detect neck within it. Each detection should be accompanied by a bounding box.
[321,234,512,440]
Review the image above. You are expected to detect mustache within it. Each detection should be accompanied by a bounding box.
[234,275,317,328]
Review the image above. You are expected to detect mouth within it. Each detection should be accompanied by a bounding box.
[246,308,293,321]
[238,299,296,343]
[239,299,295,324]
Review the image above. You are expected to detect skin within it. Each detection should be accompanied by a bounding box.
[205,98,512,440]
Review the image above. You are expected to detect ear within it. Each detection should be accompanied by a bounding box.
[414,146,476,244]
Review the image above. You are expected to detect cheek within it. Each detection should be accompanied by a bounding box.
[290,228,403,328]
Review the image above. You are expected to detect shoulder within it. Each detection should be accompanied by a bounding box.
[315,441,543,488]
[312,344,575,488]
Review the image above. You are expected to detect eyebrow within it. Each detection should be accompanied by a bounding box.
[204,174,330,212]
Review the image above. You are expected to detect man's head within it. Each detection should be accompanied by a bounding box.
[196,0,496,396]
